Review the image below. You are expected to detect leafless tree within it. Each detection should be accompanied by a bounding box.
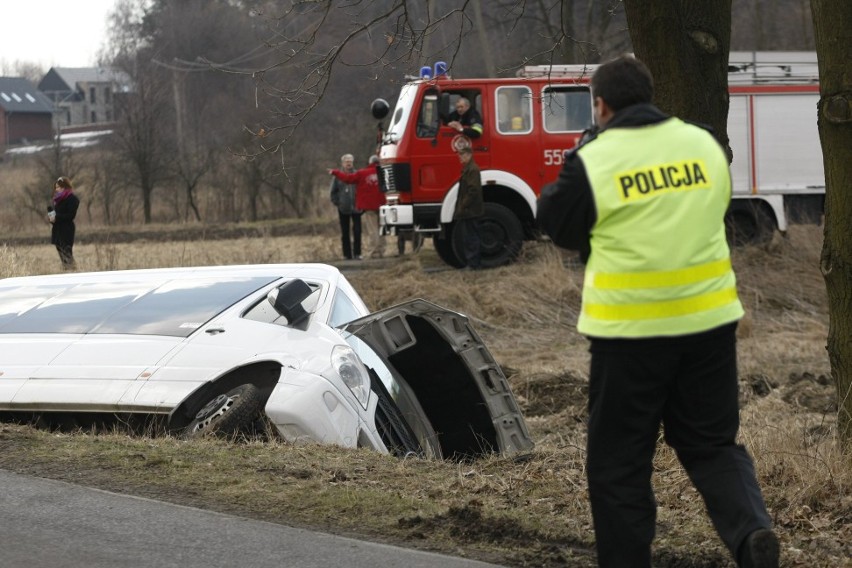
[731,0,815,51]
[88,154,131,225]
[16,141,82,219]
[111,59,174,224]
[0,60,46,84]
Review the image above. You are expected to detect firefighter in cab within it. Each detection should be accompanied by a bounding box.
[446,96,483,139]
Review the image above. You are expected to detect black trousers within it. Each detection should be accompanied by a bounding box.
[586,322,771,567]
[338,212,362,259]
[55,242,75,268]
[456,218,481,268]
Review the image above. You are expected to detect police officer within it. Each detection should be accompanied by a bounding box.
[538,55,779,568]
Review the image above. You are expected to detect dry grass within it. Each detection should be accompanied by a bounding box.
[0,222,849,567]
[0,235,336,277]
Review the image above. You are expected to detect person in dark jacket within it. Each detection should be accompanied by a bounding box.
[446,97,484,139]
[453,146,483,269]
[329,153,362,259]
[48,176,80,270]
[538,55,778,568]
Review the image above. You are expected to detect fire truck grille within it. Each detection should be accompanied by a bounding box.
[381,163,411,193]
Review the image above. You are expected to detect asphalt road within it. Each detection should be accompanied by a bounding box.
[0,469,504,568]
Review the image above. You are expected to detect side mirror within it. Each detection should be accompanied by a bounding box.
[371,98,390,120]
[267,279,313,326]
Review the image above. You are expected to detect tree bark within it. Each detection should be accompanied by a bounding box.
[472,0,497,77]
[811,0,852,447]
[623,1,732,156]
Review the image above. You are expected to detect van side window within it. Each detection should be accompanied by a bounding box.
[496,86,532,135]
[543,87,593,133]
[329,289,362,327]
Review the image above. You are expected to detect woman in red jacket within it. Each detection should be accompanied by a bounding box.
[329,155,386,258]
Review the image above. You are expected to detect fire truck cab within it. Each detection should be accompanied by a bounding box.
[375,53,823,268]
[375,63,593,268]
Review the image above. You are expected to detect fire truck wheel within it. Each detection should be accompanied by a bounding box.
[433,227,465,268]
[725,201,775,246]
[463,202,523,268]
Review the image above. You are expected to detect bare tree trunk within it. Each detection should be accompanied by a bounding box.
[623,1,732,156]
[811,0,852,447]
[561,0,576,62]
[472,0,497,76]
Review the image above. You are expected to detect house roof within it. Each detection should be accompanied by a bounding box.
[0,77,54,114]
[39,67,131,94]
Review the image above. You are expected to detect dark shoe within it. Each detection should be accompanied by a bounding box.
[739,529,779,568]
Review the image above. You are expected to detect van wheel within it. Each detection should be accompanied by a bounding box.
[183,384,264,438]
[453,202,523,268]
[725,202,775,246]
[433,226,465,268]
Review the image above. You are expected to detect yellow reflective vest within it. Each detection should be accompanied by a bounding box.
[576,117,744,338]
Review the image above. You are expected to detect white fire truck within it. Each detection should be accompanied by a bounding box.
[374,52,824,268]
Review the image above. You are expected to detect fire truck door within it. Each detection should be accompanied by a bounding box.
[417,91,491,199]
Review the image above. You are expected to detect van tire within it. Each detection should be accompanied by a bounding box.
[183,384,264,438]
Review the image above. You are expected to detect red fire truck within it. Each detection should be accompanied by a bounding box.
[373,52,824,268]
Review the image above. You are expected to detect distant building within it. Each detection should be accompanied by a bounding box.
[38,67,130,131]
[0,76,55,146]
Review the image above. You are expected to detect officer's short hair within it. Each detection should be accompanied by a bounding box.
[591,55,654,112]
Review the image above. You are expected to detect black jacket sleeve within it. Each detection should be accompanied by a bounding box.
[537,150,596,260]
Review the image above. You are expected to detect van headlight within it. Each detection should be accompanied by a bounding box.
[331,345,371,409]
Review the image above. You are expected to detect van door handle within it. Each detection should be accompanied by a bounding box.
[205,327,226,335]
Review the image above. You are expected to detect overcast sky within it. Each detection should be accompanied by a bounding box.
[0,0,116,71]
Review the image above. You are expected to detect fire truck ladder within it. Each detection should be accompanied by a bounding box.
[516,64,598,79]
[728,51,819,84]
[518,52,818,85]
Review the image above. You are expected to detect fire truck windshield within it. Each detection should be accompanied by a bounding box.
[384,84,417,144]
